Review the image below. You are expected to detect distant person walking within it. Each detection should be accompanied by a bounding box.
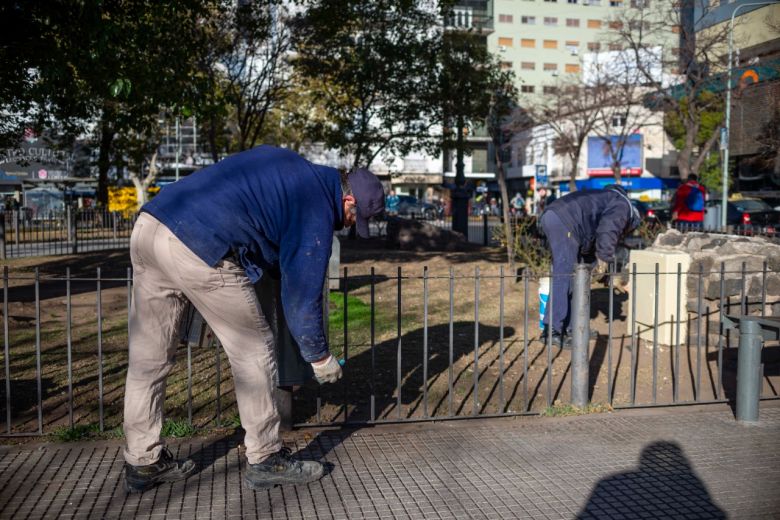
[385,189,400,216]
[538,185,641,347]
[671,174,706,230]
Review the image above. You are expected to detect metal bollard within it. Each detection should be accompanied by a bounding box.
[570,263,591,408]
[736,319,762,423]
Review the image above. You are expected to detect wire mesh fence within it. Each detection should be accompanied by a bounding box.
[1,260,778,437]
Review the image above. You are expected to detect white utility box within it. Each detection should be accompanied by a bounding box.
[626,249,691,346]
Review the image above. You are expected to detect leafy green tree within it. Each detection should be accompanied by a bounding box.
[292,0,440,169]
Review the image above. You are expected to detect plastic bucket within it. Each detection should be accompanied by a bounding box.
[538,276,550,330]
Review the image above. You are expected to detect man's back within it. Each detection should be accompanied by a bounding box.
[672,180,706,223]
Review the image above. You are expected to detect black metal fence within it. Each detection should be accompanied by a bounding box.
[1,261,778,436]
[0,209,137,259]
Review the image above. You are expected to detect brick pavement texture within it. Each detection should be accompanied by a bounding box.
[0,406,778,519]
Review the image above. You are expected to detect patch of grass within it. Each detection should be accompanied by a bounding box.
[224,413,242,428]
[161,418,197,438]
[51,424,100,442]
[541,401,613,417]
[100,426,125,439]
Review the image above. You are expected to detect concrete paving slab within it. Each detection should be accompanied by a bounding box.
[0,406,779,519]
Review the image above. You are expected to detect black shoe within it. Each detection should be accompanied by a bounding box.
[542,329,571,350]
[244,447,325,490]
[124,447,197,493]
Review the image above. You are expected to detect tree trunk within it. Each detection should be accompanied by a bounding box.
[494,146,515,272]
[96,112,114,208]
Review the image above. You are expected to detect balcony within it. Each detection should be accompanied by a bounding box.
[444,0,494,34]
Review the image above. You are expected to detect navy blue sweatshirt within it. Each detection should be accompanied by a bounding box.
[143,145,343,363]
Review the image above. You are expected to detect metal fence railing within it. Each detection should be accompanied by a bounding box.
[1,261,778,436]
[0,209,137,259]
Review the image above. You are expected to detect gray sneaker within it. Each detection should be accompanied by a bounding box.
[124,447,197,493]
[244,447,325,490]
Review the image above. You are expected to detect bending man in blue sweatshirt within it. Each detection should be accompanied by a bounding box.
[122,146,385,493]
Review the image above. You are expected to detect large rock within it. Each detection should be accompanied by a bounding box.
[385,217,470,251]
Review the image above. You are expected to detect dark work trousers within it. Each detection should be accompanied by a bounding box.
[539,210,580,333]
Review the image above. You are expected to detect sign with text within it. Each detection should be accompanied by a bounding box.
[587,134,643,177]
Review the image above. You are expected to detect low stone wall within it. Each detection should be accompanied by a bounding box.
[650,230,780,345]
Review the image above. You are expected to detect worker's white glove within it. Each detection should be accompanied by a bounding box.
[311,354,342,384]
[593,259,609,275]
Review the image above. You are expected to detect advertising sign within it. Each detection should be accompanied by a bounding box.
[535,165,548,186]
[0,129,70,181]
[587,134,643,177]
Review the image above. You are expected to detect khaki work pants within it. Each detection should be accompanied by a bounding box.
[123,212,281,466]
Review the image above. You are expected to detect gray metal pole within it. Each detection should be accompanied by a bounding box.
[736,319,763,423]
[570,264,591,408]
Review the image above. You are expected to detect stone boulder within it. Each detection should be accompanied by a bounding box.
[385,217,471,251]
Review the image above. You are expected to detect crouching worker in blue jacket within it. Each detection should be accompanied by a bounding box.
[538,185,641,348]
[122,146,385,493]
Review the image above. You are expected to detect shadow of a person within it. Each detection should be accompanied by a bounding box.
[577,441,726,519]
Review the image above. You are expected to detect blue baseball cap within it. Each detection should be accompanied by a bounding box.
[348,168,385,238]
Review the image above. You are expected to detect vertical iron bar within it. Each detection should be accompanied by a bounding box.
[630,264,637,405]
[342,266,348,422]
[370,267,376,422]
[483,214,488,246]
[35,268,42,434]
[718,262,725,400]
[97,268,103,431]
[546,268,553,408]
[761,260,767,317]
[3,267,10,434]
[607,264,614,406]
[499,265,505,413]
[423,266,429,418]
[652,263,659,404]
[66,268,73,428]
[448,267,454,417]
[396,266,402,420]
[523,271,529,412]
[674,263,682,403]
[187,339,192,426]
[215,340,221,427]
[696,263,703,401]
[473,266,480,416]
[740,261,747,316]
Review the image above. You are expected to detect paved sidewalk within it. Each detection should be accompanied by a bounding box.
[1,405,779,519]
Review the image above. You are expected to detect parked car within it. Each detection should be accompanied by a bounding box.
[396,195,440,219]
[645,201,672,224]
[705,198,780,235]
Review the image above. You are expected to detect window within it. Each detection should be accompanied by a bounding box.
[543,39,558,49]
[521,61,536,70]
[609,21,623,29]
[500,61,513,70]
[608,42,623,51]
[610,0,623,5]
[565,63,581,73]
[521,38,536,48]
[568,0,578,3]
[498,14,514,23]
[566,18,580,27]
[498,37,514,47]
[521,15,536,24]
[521,85,536,93]
[588,19,602,29]
[612,115,626,127]
[543,63,558,71]
[566,40,580,47]
[587,42,601,51]
[585,0,602,5]
[544,0,557,2]
[544,17,558,26]
[543,86,558,94]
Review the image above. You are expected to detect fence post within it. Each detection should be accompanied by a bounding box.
[67,206,77,254]
[736,319,762,423]
[483,213,488,246]
[570,263,591,409]
[0,213,5,260]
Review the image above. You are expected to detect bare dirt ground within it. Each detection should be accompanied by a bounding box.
[1,240,778,439]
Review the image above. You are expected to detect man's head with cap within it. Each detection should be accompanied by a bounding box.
[341,168,385,238]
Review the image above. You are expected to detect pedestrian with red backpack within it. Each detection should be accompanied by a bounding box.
[672,174,706,230]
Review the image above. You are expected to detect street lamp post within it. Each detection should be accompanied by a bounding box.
[721,1,777,229]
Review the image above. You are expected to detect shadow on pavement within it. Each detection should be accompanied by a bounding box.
[577,441,726,519]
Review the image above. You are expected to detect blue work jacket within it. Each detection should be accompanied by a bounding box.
[143,145,343,363]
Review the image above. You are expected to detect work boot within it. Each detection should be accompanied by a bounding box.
[124,447,197,493]
[244,447,325,490]
[542,328,571,350]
